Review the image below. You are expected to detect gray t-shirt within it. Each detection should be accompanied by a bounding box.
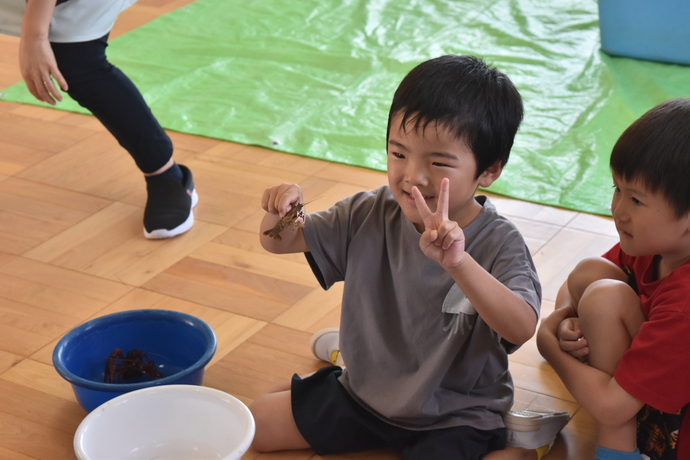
[303,186,541,431]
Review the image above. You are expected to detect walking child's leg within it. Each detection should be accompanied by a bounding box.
[50,35,173,174]
[577,279,644,454]
[51,35,198,238]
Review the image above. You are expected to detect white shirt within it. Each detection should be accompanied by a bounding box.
[49,0,138,42]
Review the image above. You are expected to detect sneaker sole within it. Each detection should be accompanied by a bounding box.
[505,409,571,450]
[309,327,340,362]
[144,189,199,240]
[505,409,570,432]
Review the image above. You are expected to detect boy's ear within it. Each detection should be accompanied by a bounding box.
[477,161,503,188]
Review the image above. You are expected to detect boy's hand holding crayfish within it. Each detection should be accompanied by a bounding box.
[260,183,309,253]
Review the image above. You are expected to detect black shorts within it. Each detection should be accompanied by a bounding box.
[291,366,506,460]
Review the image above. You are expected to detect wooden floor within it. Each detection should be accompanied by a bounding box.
[0,1,617,458]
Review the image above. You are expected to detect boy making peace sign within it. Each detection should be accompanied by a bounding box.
[252,55,555,460]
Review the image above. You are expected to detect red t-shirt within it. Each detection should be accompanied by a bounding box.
[604,244,690,457]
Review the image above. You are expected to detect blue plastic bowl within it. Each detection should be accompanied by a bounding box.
[53,309,217,412]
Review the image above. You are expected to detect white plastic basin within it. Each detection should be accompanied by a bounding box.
[74,385,255,460]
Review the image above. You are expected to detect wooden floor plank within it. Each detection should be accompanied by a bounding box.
[0,380,84,436]
[0,298,76,357]
[1,359,75,402]
[16,132,145,201]
[0,140,53,176]
[0,410,75,459]
[272,284,344,332]
[0,112,97,154]
[0,351,23,375]
[142,270,302,322]
[0,256,132,319]
[190,241,318,287]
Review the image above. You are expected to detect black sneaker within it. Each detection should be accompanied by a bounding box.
[143,164,198,239]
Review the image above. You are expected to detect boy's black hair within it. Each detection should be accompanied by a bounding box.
[387,55,523,178]
[610,98,690,218]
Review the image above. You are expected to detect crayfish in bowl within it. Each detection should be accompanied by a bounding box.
[103,348,163,384]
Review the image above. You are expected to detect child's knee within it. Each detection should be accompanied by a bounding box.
[578,279,639,322]
[568,257,626,304]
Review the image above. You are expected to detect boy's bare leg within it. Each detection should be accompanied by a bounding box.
[249,377,311,452]
[567,257,628,307]
[578,279,644,452]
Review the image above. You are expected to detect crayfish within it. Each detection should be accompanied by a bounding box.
[103,348,163,384]
[263,202,307,241]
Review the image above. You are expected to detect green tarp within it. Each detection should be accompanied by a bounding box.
[3,0,690,215]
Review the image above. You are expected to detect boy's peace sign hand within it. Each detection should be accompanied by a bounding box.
[411,178,466,270]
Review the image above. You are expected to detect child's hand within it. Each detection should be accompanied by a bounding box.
[261,183,304,217]
[19,36,68,106]
[557,317,589,362]
[412,178,466,269]
[260,183,309,253]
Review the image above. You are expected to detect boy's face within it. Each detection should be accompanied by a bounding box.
[611,174,690,261]
[387,112,501,232]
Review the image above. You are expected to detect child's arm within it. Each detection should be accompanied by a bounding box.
[554,281,590,360]
[260,183,309,254]
[537,304,644,428]
[555,258,629,360]
[411,178,537,345]
[19,0,68,105]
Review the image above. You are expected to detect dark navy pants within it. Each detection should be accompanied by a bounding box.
[51,34,172,174]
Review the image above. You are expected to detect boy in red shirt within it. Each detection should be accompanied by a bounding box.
[538,98,690,460]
